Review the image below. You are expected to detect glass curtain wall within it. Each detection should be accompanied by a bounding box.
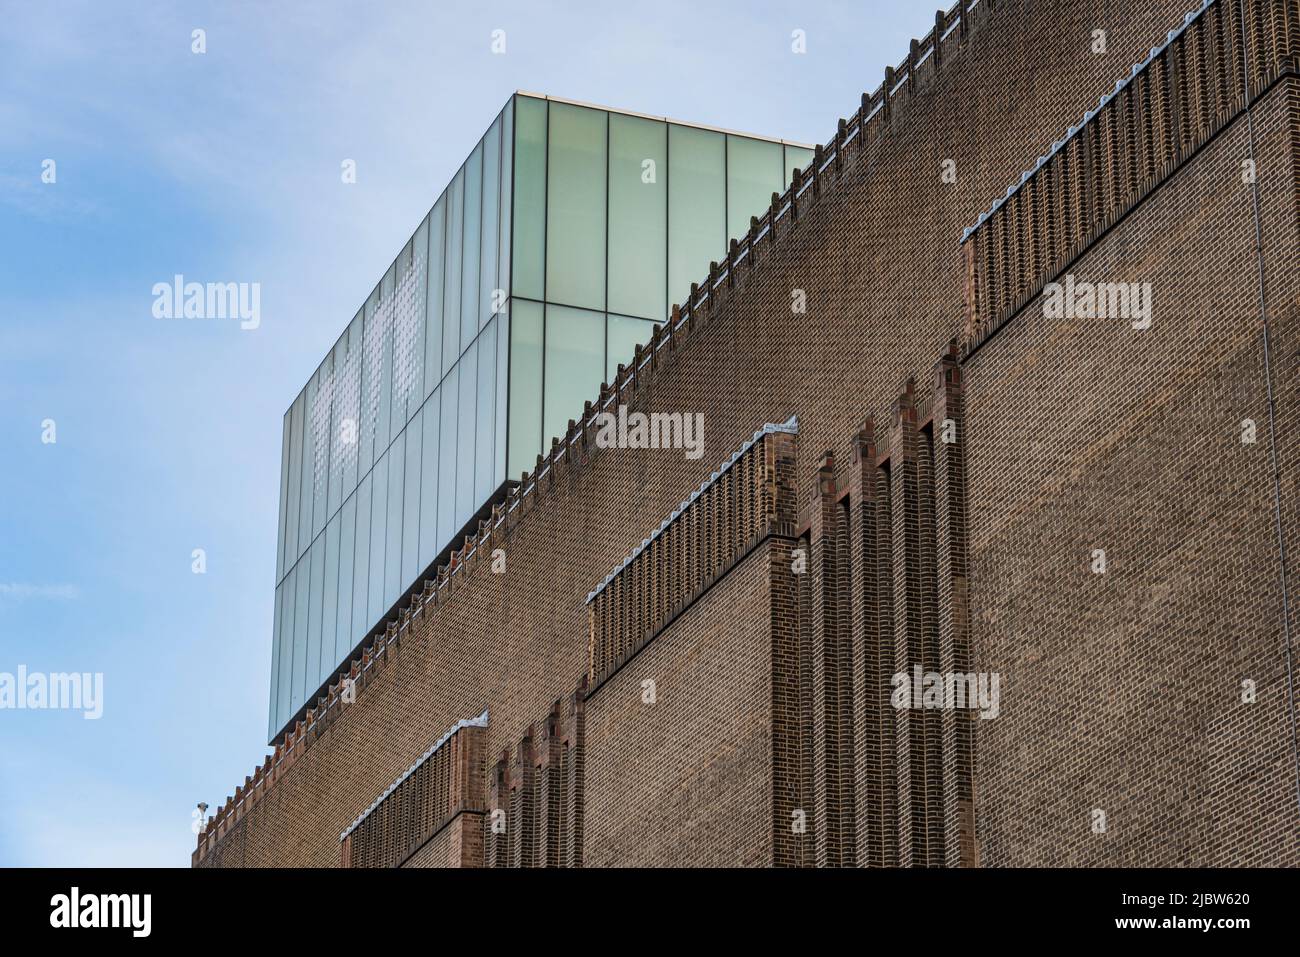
[504,93,814,479]
[269,99,513,740]
[268,91,810,741]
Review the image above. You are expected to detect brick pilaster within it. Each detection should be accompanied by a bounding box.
[809,452,856,865]
[890,379,945,867]
[849,421,898,867]
[932,345,977,868]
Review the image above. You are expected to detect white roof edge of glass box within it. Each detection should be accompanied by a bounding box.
[515,90,816,151]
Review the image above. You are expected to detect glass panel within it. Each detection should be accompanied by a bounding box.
[461,141,483,350]
[310,360,332,542]
[418,390,441,570]
[546,103,606,311]
[277,566,296,729]
[285,391,303,571]
[384,432,405,609]
[293,550,310,705]
[456,338,477,528]
[402,406,423,589]
[543,304,603,451]
[784,145,815,187]
[336,492,356,665]
[609,114,667,321]
[494,310,508,488]
[607,314,659,383]
[368,449,389,625]
[325,340,343,518]
[407,219,428,423]
[511,94,546,301]
[358,285,383,474]
[338,310,364,501]
[276,411,291,581]
[480,116,501,330]
[351,473,372,648]
[299,376,316,561]
[506,299,543,478]
[377,265,395,447]
[268,583,283,739]
[423,197,446,399]
[305,534,324,691]
[296,380,314,557]
[726,135,783,245]
[498,99,513,310]
[321,511,340,686]
[437,365,458,548]
[474,318,497,504]
[442,167,464,374]
[391,234,425,441]
[667,125,725,314]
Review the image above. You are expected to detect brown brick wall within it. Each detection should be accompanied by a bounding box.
[963,73,1300,866]
[585,542,777,867]
[582,428,798,867]
[196,0,1300,867]
[482,687,586,867]
[402,813,484,868]
[403,823,450,868]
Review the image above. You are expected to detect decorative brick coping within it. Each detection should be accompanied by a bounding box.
[340,710,489,843]
[956,0,1297,353]
[585,417,799,605]
[961,0,1218,243]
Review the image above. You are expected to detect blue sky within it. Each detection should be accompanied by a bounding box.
[0,0,933,866]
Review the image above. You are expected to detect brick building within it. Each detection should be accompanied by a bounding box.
[195,0,1300,867]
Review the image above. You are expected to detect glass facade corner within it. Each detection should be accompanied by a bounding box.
[268,99,514,741]
[268,92,812,742]
[501,93,813,481]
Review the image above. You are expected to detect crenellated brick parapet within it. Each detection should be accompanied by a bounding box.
[960,0,1300,353]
